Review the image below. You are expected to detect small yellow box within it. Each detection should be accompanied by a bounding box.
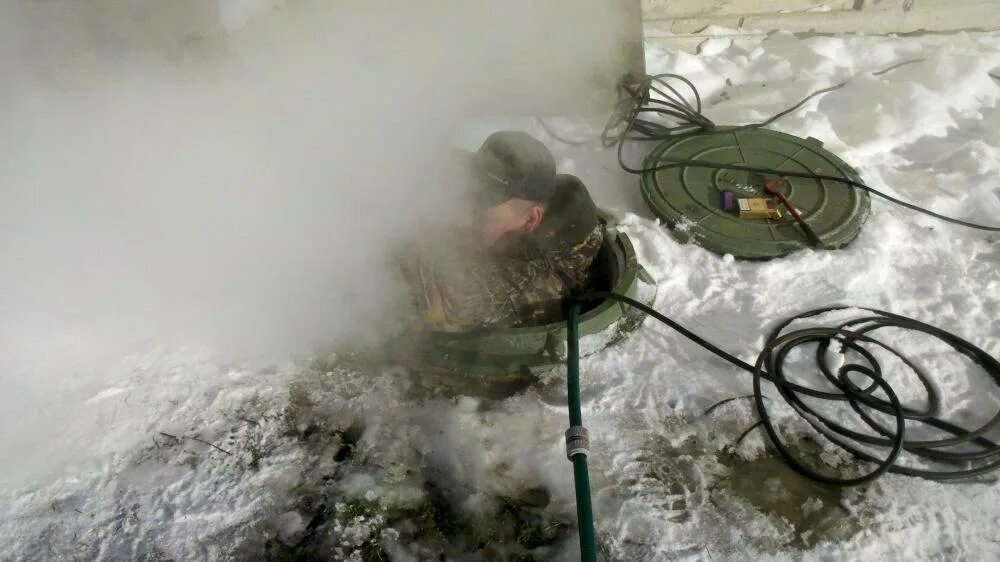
[738,198,782,220]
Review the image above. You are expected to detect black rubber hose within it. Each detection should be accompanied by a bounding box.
[579,292,1000,485]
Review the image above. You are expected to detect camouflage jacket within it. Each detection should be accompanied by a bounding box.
[403,224,603,331]
[402,174,603,332]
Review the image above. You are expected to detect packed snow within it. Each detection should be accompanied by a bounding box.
[3,18,1000,562]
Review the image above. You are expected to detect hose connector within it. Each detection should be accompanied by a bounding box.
[565,426,590,460]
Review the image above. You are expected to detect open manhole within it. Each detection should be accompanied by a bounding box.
[410,217,655,397]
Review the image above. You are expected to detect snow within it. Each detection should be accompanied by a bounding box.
[3,23,1000,562]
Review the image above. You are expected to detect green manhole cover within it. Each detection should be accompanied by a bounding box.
[640,128,870,259]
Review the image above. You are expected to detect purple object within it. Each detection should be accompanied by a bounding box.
[721,191,735,212]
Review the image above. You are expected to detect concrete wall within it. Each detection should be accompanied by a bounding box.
[644,0,1000,51]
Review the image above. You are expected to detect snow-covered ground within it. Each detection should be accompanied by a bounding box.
[4,27,1000,562]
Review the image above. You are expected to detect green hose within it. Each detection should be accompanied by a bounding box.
[566,302,598,562]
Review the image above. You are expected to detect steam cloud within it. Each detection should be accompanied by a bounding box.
[0,0,636,482]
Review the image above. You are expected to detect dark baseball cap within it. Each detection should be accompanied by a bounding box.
[469,131,556,209]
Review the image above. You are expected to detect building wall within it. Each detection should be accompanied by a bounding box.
[644,0,1000,51]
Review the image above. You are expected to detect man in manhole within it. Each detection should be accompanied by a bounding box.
[403,131,603,331]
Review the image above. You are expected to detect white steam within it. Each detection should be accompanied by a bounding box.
[0,1,637,483]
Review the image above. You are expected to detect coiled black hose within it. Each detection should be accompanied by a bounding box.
[578,292,1000,486]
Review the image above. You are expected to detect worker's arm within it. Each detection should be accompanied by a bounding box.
[402,225,603,331]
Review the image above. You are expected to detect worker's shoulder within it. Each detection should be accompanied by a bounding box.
[551,173,597,217]
[536,174,599,250]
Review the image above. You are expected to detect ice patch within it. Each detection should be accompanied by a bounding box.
[84,386,130,404]
[698,37,732,57]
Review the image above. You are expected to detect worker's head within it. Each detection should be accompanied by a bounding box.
[469,131,556,245]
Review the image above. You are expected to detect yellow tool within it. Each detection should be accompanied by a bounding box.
[737,197,782,219]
